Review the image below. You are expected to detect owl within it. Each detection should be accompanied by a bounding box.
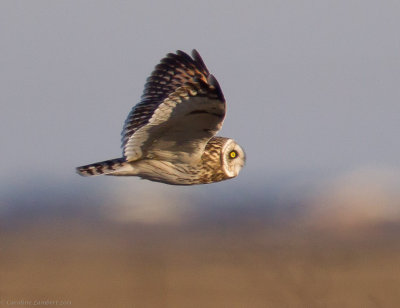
[76,49,245,185]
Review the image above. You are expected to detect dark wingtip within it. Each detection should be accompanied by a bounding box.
[176,49,190,56]
[191,49,209,75]
[175,50,193,62]
[208,74,225,101]
[191,49,200,59]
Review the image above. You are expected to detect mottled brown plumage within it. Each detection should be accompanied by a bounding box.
[76,50,245,185]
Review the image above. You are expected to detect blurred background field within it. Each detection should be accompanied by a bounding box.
[1,171,400,307]
[1,1,400,307]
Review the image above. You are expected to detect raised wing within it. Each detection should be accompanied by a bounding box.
[121,50,226,162]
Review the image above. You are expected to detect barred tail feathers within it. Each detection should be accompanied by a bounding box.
[76,158,133,176]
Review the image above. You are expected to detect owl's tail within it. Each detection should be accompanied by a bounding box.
[76,157,133,177]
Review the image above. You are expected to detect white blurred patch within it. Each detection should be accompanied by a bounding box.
[101,181,194,225]
[306,165,400,230]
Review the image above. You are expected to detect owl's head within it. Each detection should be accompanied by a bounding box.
[202,137,246,183]
[220,138,246,178]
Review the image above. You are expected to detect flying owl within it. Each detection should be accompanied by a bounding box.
[76,49,245,185]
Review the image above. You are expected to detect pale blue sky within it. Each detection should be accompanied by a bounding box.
[1,1,399,195]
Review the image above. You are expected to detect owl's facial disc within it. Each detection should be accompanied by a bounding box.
[221,139,246,178]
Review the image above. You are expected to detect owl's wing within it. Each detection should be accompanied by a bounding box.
[121,50,226,163]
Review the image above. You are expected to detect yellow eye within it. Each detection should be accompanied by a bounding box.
[229,150,238,159]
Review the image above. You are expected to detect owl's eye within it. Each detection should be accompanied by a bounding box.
[229,150,238,159]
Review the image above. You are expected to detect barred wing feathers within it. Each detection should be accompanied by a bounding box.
[121,50,226,163]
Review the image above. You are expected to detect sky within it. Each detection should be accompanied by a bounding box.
[1,0,399,197]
